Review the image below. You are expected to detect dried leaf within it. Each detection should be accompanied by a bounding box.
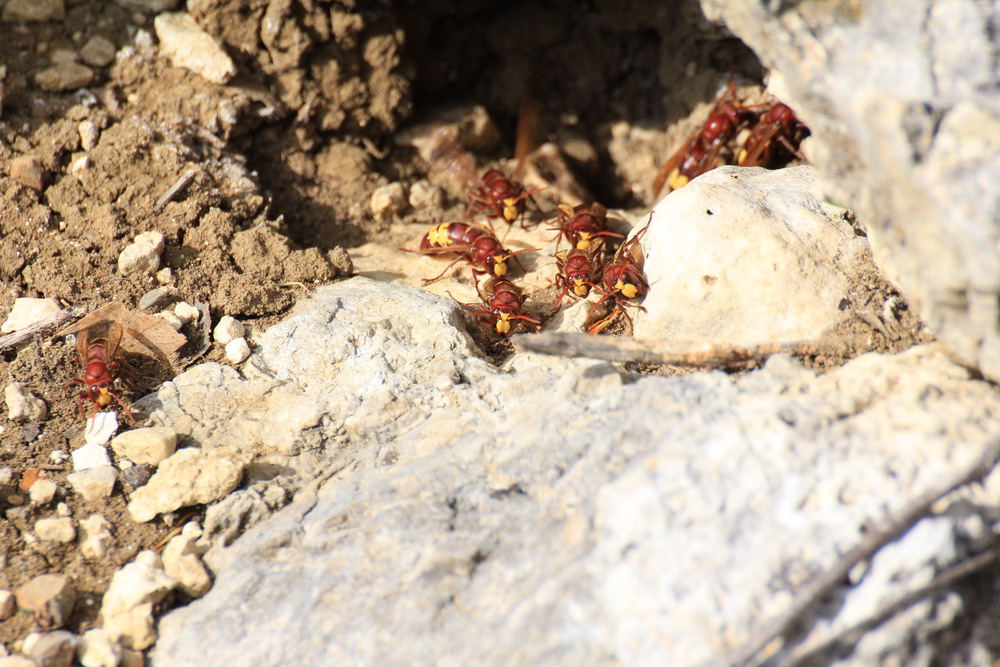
[58,302,187,362]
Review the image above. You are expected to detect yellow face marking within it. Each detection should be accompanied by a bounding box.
[97,388,112,407]
[737,148,748,163]
[615,279,639,299]
[496,319,511,334]
[573,278,588,296]
[668,168,688,191]
[429,223,451,246]
[493,257,509,276]
[576,232,592,250]
[502,197,519,222]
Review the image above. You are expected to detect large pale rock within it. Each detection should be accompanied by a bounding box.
[127,447,247,522]
[700,0,1000,382]
[146,280,1000,666]
[634,166,870,343]
[154,12,236,84]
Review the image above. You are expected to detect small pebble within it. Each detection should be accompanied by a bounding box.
[161,534,212,597]
[370,182,407,219]
[8,155,46,192]
[80,36,116,68]
[28,479,58,505]
[77,627,122,667]
[138,287,176,310]
[2,0,65,22]
[0,590,15,620]
[173,301,199,324]
[49,450,69,464]
[225,337,250,364]
[213,315,244,345]
[111,427,177,466]
[84,411,119,445]
[408,179,444,210]
[78,120,100,151]
[72,443,112,471]
[23,630,77,666]
[155,267,174,285]
[50,48,78,64]
[15,574,76,629]
[35,517,76,543]
[1,297,60,332]
[120,463,154,490]
[67,466,118,501]
[5,383,48,422]
[56,502,70,517]
[154,11,236,84]
[79,515,113,560]
[118,231,165,276]
[35,62,94,91]
[71,155,91,173]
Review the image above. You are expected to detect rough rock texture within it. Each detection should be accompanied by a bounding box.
[146,279,1000,666]
[635,166,870,343]
[700,0,1000,381]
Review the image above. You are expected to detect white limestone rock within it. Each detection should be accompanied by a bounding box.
[34,517,75,543]
[28,479,58,505]
[79,514,114,560]
[212,315,244,345]
[127,447,247,522]
[100,550,176,650]
[161,534,212,597]
[634,166,869,343]
[67,466,119,501]
[76,628,122,667]
[72,443,112,471]
[224,337,250,364]
[84,412,120,446]
[111,427,177,466]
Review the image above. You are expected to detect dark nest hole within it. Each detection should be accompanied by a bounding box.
[396,0,764,209]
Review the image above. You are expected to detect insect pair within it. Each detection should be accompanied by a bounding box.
[652,81,810,198]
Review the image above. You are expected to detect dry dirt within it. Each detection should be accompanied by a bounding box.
[0,0,924,654]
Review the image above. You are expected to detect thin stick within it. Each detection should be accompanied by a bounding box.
[511,331,853,368]
[155,167,200,211]
[720,437,1000,667]
[780,545,1000,667]
[0,305,86,353]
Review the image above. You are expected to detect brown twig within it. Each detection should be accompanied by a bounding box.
[511,332,854,368]
[780,544,1000,666]
[720,437,1000,667]
[0,305,86,353]
[154,167,200,211]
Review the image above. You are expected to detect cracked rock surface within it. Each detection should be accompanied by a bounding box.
[147,279,1000,665]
